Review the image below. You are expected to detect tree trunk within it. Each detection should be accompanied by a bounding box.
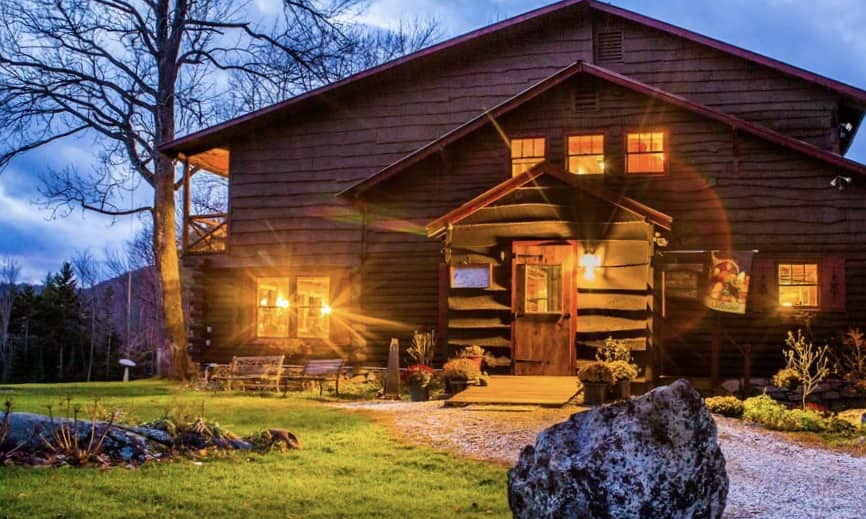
[87,301,95,382]
[153,155,191,380]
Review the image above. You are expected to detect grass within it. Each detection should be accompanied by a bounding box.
[0,380,510,518]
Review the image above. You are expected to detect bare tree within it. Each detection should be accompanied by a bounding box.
[72,249,103,382]
[0,255,21,382]
[0,1,437,380]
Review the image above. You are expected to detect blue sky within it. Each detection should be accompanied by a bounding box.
[1,0,865,283]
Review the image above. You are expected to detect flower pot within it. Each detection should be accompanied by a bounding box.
[407,385,429,402]
[448,379,468,394]
[613,379,631,400]
[581,382,607,406]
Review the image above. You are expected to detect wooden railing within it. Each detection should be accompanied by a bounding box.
[185,213,228,253]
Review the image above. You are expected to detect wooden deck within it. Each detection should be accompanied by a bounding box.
[446,375,581,407]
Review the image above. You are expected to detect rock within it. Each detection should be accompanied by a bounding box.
[721,379,740,394]
[508,379,728,519]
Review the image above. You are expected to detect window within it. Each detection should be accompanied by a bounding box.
[296,276,330,339]
[256,276,331,339]
[567,134,605,175]
[257,277,290,338]
[523,265,562,313]
[778,263,818,308]
[451,265,491,289]
[511,137,545,176]
[626,132,665,174]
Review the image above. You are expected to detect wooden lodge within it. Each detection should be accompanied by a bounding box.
[160,0,866,386]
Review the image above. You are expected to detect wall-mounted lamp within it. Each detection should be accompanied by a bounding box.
[276,296,290,309]
[831,175,852,191]
[320,304,333,316]
[579,252,601,281]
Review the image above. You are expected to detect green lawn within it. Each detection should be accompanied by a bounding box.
[0,380,510,518]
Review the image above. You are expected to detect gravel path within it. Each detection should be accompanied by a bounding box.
[337,401,866,519]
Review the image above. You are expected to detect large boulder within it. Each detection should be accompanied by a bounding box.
[508,379,727,518]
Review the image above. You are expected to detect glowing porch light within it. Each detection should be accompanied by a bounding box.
[579,253,601,281]
[320,304,333,316]
[276,296,290,309]
[259,297,268,307]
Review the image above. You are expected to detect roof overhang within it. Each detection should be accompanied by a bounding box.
[178,148,230,177]
[159,0,866,160]
[426,161,673,239]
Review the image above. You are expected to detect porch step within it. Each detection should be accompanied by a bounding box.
[446,375,580,407]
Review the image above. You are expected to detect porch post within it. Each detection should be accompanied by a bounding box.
[182,158,191,251]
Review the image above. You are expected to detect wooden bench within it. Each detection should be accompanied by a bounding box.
[210,355,285,392]
[282,359,345,396]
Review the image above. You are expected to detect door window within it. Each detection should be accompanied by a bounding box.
[523,264,562,313]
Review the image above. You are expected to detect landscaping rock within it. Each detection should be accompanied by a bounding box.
[508,379,728,519]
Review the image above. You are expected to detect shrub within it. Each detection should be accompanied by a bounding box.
[595,337,633,364]
[742,394,855,433]
[743,394,790,429]
[606,360,638,382]
[441,358,481,381]
[407,329,436,366]
[781,329,830,410]
[705,396,744,418]
[839,328,866,381]
[771,368,799,390]
[458,345,485,357]
[577,362,613,385]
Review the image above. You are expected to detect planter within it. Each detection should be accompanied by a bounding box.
[581,382,607,406]
[613,380,632,400]
[407,385,429,402]
[448,379,469,394]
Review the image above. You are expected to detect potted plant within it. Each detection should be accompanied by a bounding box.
[441,358,481,394]
[401,364,435,401]
[458,345,485,370]
[606,360,639,400]
[578,362,613,406]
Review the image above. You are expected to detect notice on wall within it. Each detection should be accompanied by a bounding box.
[703,251,754,314]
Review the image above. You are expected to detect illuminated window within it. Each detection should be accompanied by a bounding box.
[256,276,331,339]
[778,263,818,308]
[523,265,562,313]
[296,276,330,339]
[626,132,665,174]
[257,277,290,337]
[567,134,605,175]
[511,137,546,176]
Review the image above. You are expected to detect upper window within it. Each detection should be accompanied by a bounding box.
[511,137,545,176]
[567,134,605,175]
[256,276,331,339]
[778,263,818,308]
[626,132,665,174]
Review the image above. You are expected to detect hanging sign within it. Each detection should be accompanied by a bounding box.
[704,250,754,314]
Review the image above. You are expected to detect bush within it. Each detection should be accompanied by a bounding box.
[441,358,481,381]
[606,360,638,382]
[771,368,799,389]
[577,362,613,385]
[705,396,744,418]
[595,337,633,364]
[742,394,855,433]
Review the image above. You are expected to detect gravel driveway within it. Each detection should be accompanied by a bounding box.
[338,401,866,519]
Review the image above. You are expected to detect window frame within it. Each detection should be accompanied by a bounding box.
[624,129,668,175]
[509,135,547,177]
[254,274,332,340]
[776,261,820,310]
[564,132,606,176]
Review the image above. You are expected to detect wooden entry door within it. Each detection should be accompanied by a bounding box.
[512,242,576,376]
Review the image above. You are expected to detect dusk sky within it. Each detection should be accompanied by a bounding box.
[1,0,865,283]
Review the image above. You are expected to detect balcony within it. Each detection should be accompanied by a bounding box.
[180,149,229,255]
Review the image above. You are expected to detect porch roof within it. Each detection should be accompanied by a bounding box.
[425,161,673,238]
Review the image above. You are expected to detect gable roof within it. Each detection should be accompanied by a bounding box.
[340,61,866,198]
[426,161,672,238]
[159,0,866,158]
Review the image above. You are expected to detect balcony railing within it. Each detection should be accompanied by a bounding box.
[185,213,228,254]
